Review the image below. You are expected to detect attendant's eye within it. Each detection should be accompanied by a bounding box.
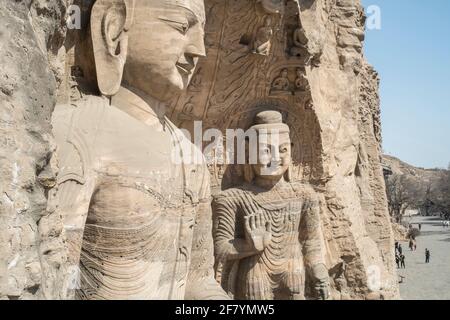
[159,16,190,35]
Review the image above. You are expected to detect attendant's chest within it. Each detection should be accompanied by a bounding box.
[235,195,304,237]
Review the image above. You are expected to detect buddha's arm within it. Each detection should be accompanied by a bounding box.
[57,178,95,296]
[184,166,229,300]
[213,195,260,261]
[52,119,96,298]
[184,198,229,300]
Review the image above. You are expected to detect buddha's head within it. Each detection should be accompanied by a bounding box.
[244,111,292,184]
[91,0,206,101]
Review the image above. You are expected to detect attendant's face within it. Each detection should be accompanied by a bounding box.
[252,134,291,179]
[123,0,206,101]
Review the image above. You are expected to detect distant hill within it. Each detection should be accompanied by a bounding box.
[382,155,446,187]
[382,155,449,218]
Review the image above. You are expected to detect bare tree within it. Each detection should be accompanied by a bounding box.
[386,174,421,223]
[434,169,450,218]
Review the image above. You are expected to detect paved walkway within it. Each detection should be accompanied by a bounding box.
[397,216,450,300]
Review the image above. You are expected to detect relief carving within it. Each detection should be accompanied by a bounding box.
[270,68,292,96]
[253,16,273,56]
[290,26,309,58]
[294,68,310,95]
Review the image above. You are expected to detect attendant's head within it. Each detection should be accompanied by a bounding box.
[244,110,292,184]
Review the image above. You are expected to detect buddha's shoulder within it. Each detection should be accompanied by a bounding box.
[53,96,110,130]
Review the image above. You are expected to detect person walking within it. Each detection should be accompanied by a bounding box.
[418,223,422,231]
[409,239,414,251]
[425,249,431,263]
[398,244,403,255]
[395,254,400,269]
[400,254,406,269]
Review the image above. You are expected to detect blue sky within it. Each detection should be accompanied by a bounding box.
[361,0,450,169]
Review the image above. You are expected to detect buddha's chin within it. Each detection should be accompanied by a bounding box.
[144,75,185,102]
[166,71,190,93]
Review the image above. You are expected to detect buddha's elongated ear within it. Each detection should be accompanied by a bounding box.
[91,0,135,96]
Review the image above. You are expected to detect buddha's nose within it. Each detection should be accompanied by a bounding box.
[185,24,206,58]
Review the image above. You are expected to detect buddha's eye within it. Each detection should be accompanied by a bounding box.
[159,16,190,35]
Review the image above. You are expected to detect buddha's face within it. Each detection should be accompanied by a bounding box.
[123,0,206,101]
[252,133,291,179]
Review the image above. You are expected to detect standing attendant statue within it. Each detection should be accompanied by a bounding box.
[212,111,329,300]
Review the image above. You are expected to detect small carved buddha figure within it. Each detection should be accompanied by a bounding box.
[53,0,228,300]
[294,68,310,94]
[290,26,309,57]
[253,16,273,56]
[212,111,329,300]
[270,69,291,95]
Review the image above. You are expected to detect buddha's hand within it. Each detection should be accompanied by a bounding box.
[312,264,330,300]
[244,214,272,252]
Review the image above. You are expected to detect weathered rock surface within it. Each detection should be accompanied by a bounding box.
[0,0,68,300]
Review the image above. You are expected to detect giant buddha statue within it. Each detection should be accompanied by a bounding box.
[53,0,228,300]
[212,111,330,300]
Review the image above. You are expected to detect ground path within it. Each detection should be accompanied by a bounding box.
[398,216,450,300]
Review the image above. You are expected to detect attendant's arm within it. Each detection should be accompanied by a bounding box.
[213,196,262,261]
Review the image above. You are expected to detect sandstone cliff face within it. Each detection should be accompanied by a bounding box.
[298,0,398,298]
[0,0,68,299]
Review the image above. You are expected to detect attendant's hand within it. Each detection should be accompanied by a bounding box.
[244,214,272,252]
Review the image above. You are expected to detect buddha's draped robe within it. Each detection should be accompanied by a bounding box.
[53,94,226,300]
